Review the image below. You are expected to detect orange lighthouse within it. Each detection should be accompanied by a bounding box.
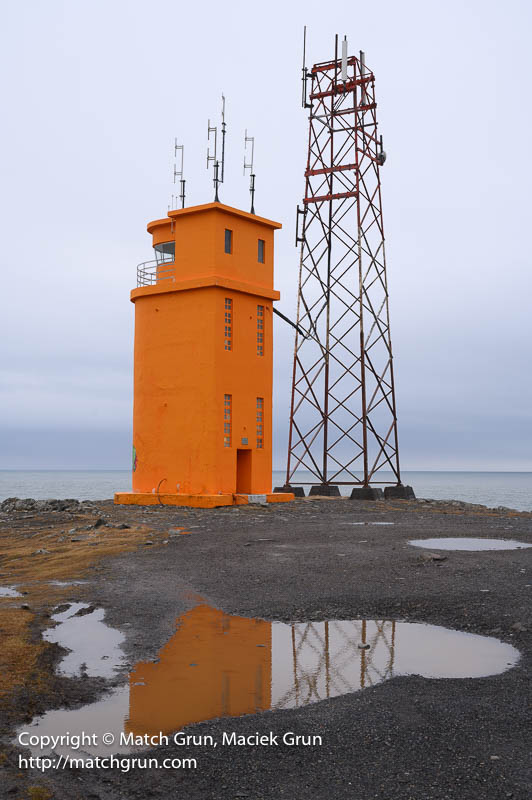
[114,201,293,508]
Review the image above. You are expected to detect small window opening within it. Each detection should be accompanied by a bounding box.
[258,239,265,263]
[224,229,233,254]
[224,394,232,447]
[224,298,233,351]
[257,305,264,356]
[256,397,264,449]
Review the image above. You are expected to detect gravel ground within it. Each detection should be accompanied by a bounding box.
[1,496,531,799]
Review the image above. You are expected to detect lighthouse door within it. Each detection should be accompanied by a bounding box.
[236,450,252,494]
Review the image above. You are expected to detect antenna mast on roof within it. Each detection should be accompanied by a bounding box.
[244,130,256,214]
[220,95,227,183]
[173,141,185,208]
[207,95,226,202]
[206,115,219,201]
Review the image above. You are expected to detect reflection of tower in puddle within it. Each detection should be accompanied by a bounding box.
[271,620,396,709]
[126,605,272,736]
[126,607,396,737]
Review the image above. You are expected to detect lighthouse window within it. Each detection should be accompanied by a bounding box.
[257,305,264,356]
[224,298,233,351]
[256,397,264,449]
[258,239,265,263]
[153,241,175,264]
[224,229,233,254]
[223,394,232,447]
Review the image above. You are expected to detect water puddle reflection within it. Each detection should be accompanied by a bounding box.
[44,602,125,678]
[19,604,519,759]
[0,586,22,597]
[409,537,532,551]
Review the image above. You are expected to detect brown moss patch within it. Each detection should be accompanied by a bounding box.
[0,609,43,700]
[0,513,167,720]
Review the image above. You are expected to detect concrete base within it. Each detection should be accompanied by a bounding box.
[114,492,294,508]
[383,485,416,500]
[274,485,306,498]
[309,484,341,497]
[350,487,384,501]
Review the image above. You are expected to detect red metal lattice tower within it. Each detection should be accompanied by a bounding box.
[285,39,401,492]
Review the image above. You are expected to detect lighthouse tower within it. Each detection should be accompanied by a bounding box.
[114,201,293,508]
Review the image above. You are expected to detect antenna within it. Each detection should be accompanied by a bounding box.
[341,37,348,81]
[173,140,186,208]
[244,129,256,214]
[213,161,220,202]
[207,119,217,169]
[360,50,367,105]
[220,94,227,183]
[378,135,387,166]
[207,99,226,202]
[302,26,311,108]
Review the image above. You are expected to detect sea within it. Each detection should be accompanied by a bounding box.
[0,470,531,512]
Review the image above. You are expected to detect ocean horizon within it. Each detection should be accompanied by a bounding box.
[0,470,531,512]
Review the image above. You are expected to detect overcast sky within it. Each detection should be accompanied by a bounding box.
[1,0,531,471]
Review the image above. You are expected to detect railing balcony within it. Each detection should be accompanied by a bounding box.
[137,255,175,287]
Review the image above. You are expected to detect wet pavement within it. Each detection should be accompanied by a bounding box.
[1,496,531,799]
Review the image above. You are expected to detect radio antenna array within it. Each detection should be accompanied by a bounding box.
[301,25,311,108]
[244,130,256,214]
[207,95,227,202]
[221,95,227,183]
[173,141,185,208]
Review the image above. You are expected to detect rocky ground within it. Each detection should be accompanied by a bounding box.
[0,495,531,799]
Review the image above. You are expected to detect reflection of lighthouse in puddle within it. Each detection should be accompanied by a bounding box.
[19,603,519,759]
[126,605,272,736]
[126,606,397,736]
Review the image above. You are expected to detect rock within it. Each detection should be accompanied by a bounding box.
[418,552,447,562]
[510,622,527,632]
[93,518,105,528]
[32,549,50,555]
[117,523,131,529]
[145,540,154,546]
[20,604,31,610]
[75,605,96,617]
[0,497,83,513]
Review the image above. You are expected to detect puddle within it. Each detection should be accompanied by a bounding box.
[0,586,21,597]
[19,604,519,759]
[344,522,395,526]
[44,603,125,678]
[409,537,532,551]
[48,580,88,587]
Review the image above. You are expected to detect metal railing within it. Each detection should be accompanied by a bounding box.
[136,256,175,287]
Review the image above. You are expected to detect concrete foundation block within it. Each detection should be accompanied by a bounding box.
[383,485,416,500]
[274,485,305,497]
[309,484,341,497]
[350,487,384,501]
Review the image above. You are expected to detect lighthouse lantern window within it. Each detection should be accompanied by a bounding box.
[153,241,175,264]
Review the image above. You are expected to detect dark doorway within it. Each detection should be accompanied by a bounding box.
[236,449,252,493]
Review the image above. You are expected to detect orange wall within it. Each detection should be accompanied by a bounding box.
[126,605,272,735]
[132,203,280,496]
